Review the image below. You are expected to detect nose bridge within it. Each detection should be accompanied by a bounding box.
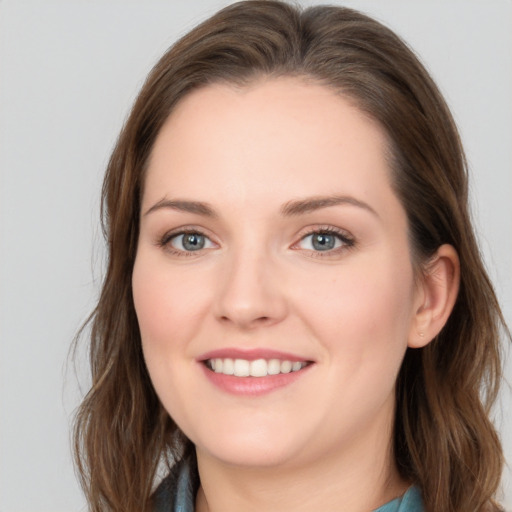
[214,236,287,328]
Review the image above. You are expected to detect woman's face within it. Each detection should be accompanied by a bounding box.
[132,77,422,470]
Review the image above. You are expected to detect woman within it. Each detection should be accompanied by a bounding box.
[73,1,509,511]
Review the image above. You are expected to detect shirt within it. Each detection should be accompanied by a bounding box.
[152,455,424,512]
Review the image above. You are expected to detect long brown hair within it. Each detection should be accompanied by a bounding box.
[73,2,509,511]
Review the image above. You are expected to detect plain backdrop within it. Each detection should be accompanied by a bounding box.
[0,1,511,511]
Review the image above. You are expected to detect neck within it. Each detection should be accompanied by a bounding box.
[194,414,409,512]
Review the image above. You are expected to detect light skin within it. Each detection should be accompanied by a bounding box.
[132,77,459,512]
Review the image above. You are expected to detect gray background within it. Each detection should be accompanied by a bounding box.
[0,1,510,510]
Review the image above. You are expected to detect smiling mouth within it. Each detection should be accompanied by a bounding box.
[205,358,310,377]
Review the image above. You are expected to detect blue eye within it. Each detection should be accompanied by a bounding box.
[298,230,352,252]
[311,233,337,251]
[169,232,214,252]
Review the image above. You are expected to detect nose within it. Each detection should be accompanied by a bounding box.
[213,246,288,330]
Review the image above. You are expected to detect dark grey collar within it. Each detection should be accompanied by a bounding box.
[152,454,198,512]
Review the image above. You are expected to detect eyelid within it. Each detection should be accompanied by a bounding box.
[157,225,219,255]
[291,225,355,255]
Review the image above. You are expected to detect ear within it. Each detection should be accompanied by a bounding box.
[408,244,460,348]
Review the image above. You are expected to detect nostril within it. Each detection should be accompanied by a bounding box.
[218,315,272,327]
[253,316,271,324]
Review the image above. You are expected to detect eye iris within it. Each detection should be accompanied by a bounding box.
[312,233,335,251]
[182,233,205,251]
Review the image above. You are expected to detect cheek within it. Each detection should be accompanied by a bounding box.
[132,254,211,352]
[132,272,173,351]
[293,255,415,368]
[132,254,211,418]
[294,258,415,430]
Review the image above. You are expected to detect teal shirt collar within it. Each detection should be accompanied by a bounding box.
[375,486,423,512]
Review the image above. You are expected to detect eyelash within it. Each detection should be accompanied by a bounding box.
[292,226,355,258]
[157,226,355,258]
[157,227,215,257]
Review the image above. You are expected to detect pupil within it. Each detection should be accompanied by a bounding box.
[183,234,205,251]
[312,233,335,251]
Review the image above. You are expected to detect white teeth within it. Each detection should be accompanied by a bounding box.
[291,361,302,371]
[280,360,292,374]
[222,358,234,375]
[267,359,281,375]
[214,358,223,373]
[207,357,307,377]
[233,359,250,377]
[250,359,267,377]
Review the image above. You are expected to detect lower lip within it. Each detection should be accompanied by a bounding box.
[200,363,312,396]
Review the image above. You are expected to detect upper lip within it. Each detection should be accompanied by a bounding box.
[198,348,313,362]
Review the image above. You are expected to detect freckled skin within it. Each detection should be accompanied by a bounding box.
[132,77,422,511]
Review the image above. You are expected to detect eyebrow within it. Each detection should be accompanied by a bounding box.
[281,195,379,218]
[144,199,217,218]
[144,194,378,219]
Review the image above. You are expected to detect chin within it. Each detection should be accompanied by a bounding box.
[190,421,314,469]
[197,441,300,468]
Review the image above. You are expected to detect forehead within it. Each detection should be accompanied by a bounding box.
[144,77,397,216]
